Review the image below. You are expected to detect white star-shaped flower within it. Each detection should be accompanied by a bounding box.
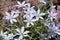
[16,26,30,40]
[47,10,57,21]
[54,23,60,35]
[16,1,30,8]
[0,31,15,40]
[23,7,36,18]
[3,10,20,24]
[23,6,36,23]
[4,33,15,40]
[50,3,56,9]
[24,15,37,27]
[44,21,60,35]
[0,31,7,39]
[35,9,45,20]
[24,5,36,14]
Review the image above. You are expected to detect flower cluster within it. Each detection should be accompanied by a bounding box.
[0,26,29,40]
[3,1,45,27]
[0,0,60,40]
[2,1,46,40]
[44,3,60,36]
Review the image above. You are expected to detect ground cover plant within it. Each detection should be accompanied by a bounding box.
[0,0,60,40]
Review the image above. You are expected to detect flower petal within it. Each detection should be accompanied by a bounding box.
[18,35,23,40]
[10,20,13,24]
[24,31,30,35]
[39,17,44,19]
[37,9,40,14]
[31,22,34,25]
[12,19,17,22]
[27,23,30,27]
[16,29,20,33]
[13,14,19,18]
[17,1,21,5]
[24,35,29,37]
[21,26,24,33]
[31,19,37,22]
[22,1,25,5]
[5,12,10,16]
[40,13,45,16]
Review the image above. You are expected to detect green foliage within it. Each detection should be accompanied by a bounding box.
[0,36,4,40]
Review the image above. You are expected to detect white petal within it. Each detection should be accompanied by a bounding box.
[27,23,30,27]
[18,35,23,40]
[16,29,20,33]
[31,19,37,22]
[23,15,26,18]
[25,3,30,7]
[39,17,44,19]
[31,6,35,9]
[17,1,21,5]
[12,19,17,22]
[24,11,28,13]
[4,32,7,34]
[11,11,15,16]
[13,14,19,18]
[21,26,24,33]
[41,1,46,4]
[24,35,29,37]
[10,20,13,24]
[24,20,28,22]
[0,31,3,34]
[4,16,10,20]
[14,39,18,40]
[36,17,39,20]
[24,31,30,35]
[15,5,21,8]
[31,22,34,25]
[39,0,46,4]
[53,13,57,16]
[22,1,25,5]
[15,10,20,14]
[8,33,14,39]
[37,9,40,14]
[5,12,10,16]
[55,32,60,35]
[40,13,45,16]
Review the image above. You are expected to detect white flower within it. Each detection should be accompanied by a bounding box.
[16,1,30,8]
[16,26,30,40]
[48,3,57,21]
[0,31,7,39]
[35,9,45,20]
[54,23,60,35]
[3,10,20,24]
[47,10,57,21]
[47,4,57,21]
[0,31,15,40]
[44,21,60,35]
[4,33,15,40]
[24,4,35,10]
[23,6,36,18]
[50,3,56,9]
[23,10,36,19]
[23,6,37,27]
[24,15,37,27]
[24,9,45,27]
